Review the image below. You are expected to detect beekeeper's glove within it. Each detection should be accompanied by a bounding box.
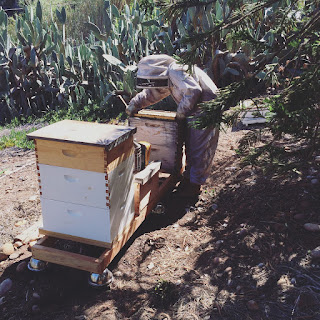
[176,111,186,121]
[126,101,137,116]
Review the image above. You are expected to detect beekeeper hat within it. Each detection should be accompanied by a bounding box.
[136,54,175,88]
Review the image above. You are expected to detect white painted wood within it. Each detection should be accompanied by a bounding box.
[41,198,111,243]
[129,117,178,172]
[240,108,268,126]
[134,161,161,185]
[39,164,107,208]
[108,154,135,241]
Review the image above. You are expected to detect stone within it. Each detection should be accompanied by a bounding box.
[0,296,4,305]
[29,195,38,201]
[32,292,41,300]
[113,271,123,278]
[315,156,320,163]
[0,253,8,261]
[31,304,40,314]
[28,241,37,249]
[213,257,221,265]
[247,300,259,311]
[304,223,320,232]
[1,243,14,256]
[311,246,320,259]
[147,262,155,270]
[9,252,21,260]
[225,267,232,274]
[210,204,218,211]
[14,220,27,227]
[0,278,13,297]
[311,179,319,184]
[16,261,27,273]
[14,241,23,248]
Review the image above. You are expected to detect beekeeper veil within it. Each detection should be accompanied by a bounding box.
[136,54,175,89]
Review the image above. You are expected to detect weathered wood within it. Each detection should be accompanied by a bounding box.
[134,161,161,185]
[38,229,112,248]
[32,242,101,273]
[15,220,42,244]
[27,120,136,150]
[129,114,183,173]
[36,139,106,172]
[133,110,177,121]
[137,171,160,213]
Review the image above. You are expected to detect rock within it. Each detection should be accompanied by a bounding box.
[252,245,260,251]
[0,253,8,261]
[14,241,23,248]
[32,292,41,300]
[247,300,259,311]
[0,278,13,297]
[304,223,320,232]
[113,271,122,278]
[315,156,320,163]
[16,261,27,273]
[311,179,319,184]
[311,246,320,259]
[0,296,5,305]
[294,214,305,220]
[147,262,155,270]
[14,220,27,227]
[1,243,14,256]
[225,267,232,274]
[9,251,21,260]
[29,195,38,201]
[210,204,218,211]
[225,166,237,171]
[213,257,221,265]
[31,304,40,314]
[28,241,37,249]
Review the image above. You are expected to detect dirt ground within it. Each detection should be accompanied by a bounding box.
[0,124,320,320]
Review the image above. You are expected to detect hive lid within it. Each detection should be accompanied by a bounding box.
[133,110,176,121]
[27,120,136,150]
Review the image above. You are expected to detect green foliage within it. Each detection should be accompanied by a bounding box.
[160,0,320,148]
[0,0,169,126]
[152,279,178,307]
[0,128,35,150]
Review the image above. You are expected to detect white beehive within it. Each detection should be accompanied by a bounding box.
[27,120,136,248]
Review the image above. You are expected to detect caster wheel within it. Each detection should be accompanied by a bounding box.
[152,202,166,215]
[88,268,113,287]
[28,257,48,272]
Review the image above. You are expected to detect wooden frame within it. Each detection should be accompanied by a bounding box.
[31,171,180,274]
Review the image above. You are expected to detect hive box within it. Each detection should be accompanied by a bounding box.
[129,110,183,174]
[27,120,136,248]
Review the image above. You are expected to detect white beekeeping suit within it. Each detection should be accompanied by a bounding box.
[128,54,219,192]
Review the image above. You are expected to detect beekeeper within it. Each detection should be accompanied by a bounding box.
[127,54,219,196]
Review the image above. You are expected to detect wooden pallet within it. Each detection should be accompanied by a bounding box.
[31,170,179,274]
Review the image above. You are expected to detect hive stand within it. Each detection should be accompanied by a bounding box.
[27,114,182,279]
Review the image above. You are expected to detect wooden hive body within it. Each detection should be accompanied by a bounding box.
[27,120,136,248]
[129,110,183,174]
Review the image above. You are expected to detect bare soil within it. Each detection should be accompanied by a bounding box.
[0,125,320,320]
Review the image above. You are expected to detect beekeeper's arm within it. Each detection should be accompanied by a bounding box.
[127,88,170,115]
[168,65,202,119]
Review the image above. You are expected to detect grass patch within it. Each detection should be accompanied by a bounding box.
[0,129,35,150]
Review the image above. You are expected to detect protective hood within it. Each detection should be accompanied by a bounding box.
[136,54,175,88]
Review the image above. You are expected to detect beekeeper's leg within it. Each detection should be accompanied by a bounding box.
[185,125,219,186]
